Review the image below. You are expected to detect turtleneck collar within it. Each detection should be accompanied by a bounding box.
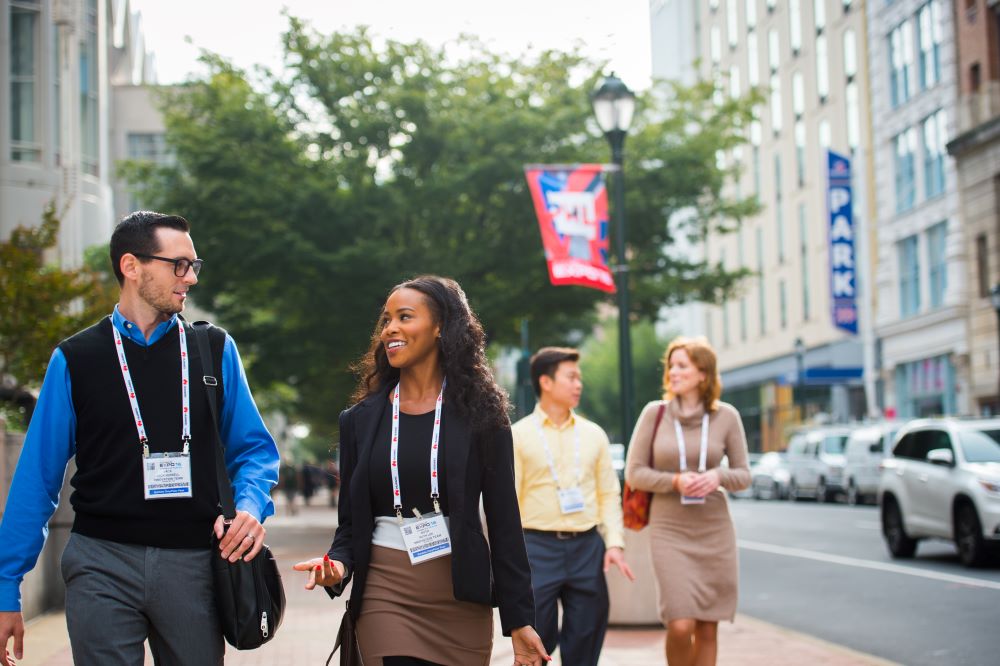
[668,397,708,428]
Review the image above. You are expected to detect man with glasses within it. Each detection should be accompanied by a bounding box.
[0,211,279,665]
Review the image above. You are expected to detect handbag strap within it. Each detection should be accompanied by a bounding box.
[191,321,237,521]
[648,404,666,468]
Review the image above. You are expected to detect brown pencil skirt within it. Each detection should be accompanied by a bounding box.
[356,545,493,666]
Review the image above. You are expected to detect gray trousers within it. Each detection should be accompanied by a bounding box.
[61,532,224,665]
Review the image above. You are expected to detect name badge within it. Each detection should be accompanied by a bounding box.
[681,495,705,505]
[399,514,452,565]
[143,452,193,500]
[558,486,586,514]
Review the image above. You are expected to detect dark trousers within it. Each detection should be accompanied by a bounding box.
[523,529,608,666]
[61,532,224,665]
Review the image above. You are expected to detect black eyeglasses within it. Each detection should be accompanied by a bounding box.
[133,253,204,277]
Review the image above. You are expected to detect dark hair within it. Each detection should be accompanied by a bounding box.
[109,211,190,285]
[352,275,510,432]
[530,347,580,397]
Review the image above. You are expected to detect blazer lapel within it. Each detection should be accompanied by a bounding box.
[350,390,391,509]
[444,403,471,524]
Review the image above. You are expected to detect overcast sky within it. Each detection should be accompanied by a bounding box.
[130,0,653,89]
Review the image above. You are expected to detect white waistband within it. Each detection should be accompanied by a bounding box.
[371,514,451,551]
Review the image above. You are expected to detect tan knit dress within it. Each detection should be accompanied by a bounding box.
[625,399,750,624]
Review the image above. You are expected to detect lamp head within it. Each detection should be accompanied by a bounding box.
[591,73,636,135]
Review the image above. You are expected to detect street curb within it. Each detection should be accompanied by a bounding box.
[736,614,901,666]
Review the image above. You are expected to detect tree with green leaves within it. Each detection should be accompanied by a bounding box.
[123,19,758,434]
[0,204,117,428]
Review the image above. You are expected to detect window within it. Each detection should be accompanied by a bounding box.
[775,153,783,200]
[768,29,780,72]
[976,233,990,298]
[799,204,810,320]
[819,119,831,149]
[746,0,757,29]
[727,0,740,48]
[792,72,805,117]
[776,202,786,263]
[770,73,783,133]
[126,133,172,210]
[81,0,99,175]
[846,81,860,150]
[730,64,742,98]
[814,0,827,32]
[757,227,766,335]
[753,145,761,196]
[747,31,760,86]
[710,0,720,9]
[889,21,916,107]
[816,34,830,100]
[790,0,803,53]
[10,0,41,162]
[779,279,788,329]
[926,221,948,308]
[52,23,60,160]
[970,62,982,92]
[898,234,921,317]
[711,25,722,65]
[767,0,777,11]
[894,128,917,212]
[795,121,807,187]
[843,29,858,80]
[917,1,943,90]
[922,109,947,198]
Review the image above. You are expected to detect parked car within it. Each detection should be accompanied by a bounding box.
[879,418,1000,567]
[609,442,625,486]
[749,451,790,500]
[728,452,762,499]
[785,426,856,502]
[843,422,900,505]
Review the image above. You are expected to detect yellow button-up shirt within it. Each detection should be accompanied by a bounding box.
[511,404,625,550]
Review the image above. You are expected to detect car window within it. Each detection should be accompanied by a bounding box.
[960,428,1000,463]
[893,432,917,459]
[788,436,805,455]
[822,435,848,454]
[913,429,951,461]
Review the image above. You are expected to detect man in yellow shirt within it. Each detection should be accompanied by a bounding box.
[512,347,635,665]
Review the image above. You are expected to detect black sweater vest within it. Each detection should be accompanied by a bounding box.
[59,316,227,549]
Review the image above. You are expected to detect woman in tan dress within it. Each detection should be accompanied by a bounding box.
[625,336,750,666]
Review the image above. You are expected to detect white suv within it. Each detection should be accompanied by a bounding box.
[879,418,1000,567]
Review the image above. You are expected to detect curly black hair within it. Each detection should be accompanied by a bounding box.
[351,275,511,432]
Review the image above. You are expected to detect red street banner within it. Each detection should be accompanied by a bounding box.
[523,164,615,293]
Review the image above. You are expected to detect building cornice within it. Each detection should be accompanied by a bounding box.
[946,114,1000,157]
[875,304,967,340]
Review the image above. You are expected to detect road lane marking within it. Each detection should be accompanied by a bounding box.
[738,539,1000,591]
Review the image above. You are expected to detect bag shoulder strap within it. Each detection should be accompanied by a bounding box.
[191,321,236,520]
[647,403,667,468]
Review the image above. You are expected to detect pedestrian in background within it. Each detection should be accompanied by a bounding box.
[511,347,634,665]
[294,275,549,666]
[624,336,750,666]
[0,211,279,666]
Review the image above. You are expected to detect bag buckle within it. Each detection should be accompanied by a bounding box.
[203,375,218,386]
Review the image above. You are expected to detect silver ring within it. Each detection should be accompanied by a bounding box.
[244,533,255,541]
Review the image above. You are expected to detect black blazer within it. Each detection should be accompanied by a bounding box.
[326,387,535,636]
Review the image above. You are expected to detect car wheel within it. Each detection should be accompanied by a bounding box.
[955,503,989,568]
[789,480,800,502]
[815,478,827,503]
[771,480,781,501]
[882,498,917,558]
[846,480,859,506]
[752,481,762,500]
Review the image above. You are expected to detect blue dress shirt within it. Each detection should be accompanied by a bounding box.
[0,307,280,611]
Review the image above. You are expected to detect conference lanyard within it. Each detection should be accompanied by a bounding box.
[390,380,445,522]
[674,414,709,474]
[534,416,582,489]
[112,319,191,458]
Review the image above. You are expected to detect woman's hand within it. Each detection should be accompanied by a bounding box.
[684,469,721,498]
[291,554,345,590]
[510,625,551,665]
[674,471,699,496]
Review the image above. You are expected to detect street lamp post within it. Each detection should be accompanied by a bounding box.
[592,73,637,446]
[794,337,806,418]
[991,284,1000,409]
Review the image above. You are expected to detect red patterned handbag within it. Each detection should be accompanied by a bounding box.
[622,403,666,531]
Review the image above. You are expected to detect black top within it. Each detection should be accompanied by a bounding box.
[58,316,227,549]
[368,406,449,517]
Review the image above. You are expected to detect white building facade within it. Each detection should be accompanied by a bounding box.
[868,0,968,418]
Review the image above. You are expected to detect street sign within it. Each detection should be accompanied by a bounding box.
[827,150,858,335]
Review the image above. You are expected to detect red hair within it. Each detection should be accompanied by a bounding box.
[661,336,722,411]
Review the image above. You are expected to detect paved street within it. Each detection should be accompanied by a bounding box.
[731,499,1000,666]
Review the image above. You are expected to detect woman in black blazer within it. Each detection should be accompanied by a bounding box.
[295,276,548,666]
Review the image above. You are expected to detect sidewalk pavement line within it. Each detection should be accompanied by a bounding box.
[738,539,1000,591]
[735,614,902,666]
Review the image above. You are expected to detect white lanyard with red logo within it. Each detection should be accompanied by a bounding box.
[113,318,194,500]
[674,413,710,505]
[534,417,586,514]
[390,380,452,565]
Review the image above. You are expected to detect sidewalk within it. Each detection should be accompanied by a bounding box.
[15,501,896,665]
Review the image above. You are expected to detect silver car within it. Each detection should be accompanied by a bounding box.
[843,422,899,505]
[879,418,1000,567]
[786,426,856,502]
[749,451,791,500]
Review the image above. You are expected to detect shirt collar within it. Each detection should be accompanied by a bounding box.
[112,305,179,346]
[532,403,577,431]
